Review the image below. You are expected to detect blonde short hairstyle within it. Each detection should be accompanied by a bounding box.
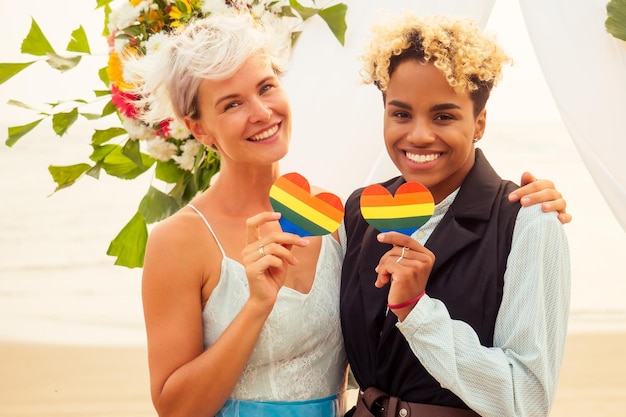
[125,12,291,125]
[361,13,512,113]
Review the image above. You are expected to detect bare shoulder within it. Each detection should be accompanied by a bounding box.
[142,206,210,285]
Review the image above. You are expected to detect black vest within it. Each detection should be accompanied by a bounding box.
[340,149,521,408]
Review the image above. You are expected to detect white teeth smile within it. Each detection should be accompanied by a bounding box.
[405,152,441,163]
[250,124,278,141]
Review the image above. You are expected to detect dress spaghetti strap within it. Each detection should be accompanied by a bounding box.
[188,204,226,258]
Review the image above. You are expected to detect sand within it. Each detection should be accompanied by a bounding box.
[1,332,624,417]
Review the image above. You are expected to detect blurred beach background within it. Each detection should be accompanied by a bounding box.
[1,0,625,416]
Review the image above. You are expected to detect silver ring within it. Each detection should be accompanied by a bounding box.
[259,244,265,258]
[396,246,409,263]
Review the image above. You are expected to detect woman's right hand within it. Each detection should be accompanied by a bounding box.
[242,212,310,309]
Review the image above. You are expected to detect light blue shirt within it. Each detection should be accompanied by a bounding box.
[397,190,571,417]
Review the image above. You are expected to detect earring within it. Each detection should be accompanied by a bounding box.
[473,137,479,143]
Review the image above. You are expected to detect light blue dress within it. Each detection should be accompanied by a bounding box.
[189,205,347,416]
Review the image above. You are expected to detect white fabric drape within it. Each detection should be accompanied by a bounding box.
[519,0,626,231]
[282,0,626,232]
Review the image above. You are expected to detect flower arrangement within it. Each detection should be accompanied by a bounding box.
[1,0,347,268]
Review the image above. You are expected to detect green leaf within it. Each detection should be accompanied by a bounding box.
[194,150,220,192]
[0,62,36,85]
[81,112,104,120]
[101,100,117,117]
[99,1,113,37]
[86,163,102,179]
[606,0,626,41]
[21,18,56,56]
[98,66,110,86]
[280,5,298,18]
[289,0,319,20]
[106,211,148,268]
[52,108,79,136]
[92,127,127,145]
[139,186,181,223]
[165,171,193,204]
[155,159,185,184]
[48,163,92,190]
[94,89,112,97]
[318,3,348,46]
[122,137,144,167]
[5,119,44,147]
[7,99,43,111]
[45,52,82,72]
[291,31,303,47]
[91,144,155,179]
[67,26,91,54]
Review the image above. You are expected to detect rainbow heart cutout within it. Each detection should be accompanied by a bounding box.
[270,172,344,237]
[360,182,435,235]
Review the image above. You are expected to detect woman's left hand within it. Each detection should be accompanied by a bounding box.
[509,171,572,224]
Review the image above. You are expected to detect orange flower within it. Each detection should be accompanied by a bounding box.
[107,50,136,91]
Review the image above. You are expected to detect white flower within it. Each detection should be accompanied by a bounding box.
[167,119,192,140]
[173,140,203,171]
[144,32,169,56]
[146,137,179,162]
[108,1,141,32]
[200,0,231,15]
[251,3,267,17]
[181,139,203,155]
[122,117,158,141]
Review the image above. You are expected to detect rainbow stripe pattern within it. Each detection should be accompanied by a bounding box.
[360,181,435,235]
[270,172,344,237]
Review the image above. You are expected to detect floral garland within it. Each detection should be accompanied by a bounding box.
[1,0,347,268]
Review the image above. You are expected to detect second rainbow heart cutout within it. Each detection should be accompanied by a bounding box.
[360,182,435,235]
[270,172,344,237]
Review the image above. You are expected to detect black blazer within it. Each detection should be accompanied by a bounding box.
[340,149,521,408]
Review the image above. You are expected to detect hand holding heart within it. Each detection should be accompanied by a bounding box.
[375,232,435,318]
[242,211,310,311]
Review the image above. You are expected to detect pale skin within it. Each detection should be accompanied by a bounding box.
[141,54,571,417]
[141,54,314,417]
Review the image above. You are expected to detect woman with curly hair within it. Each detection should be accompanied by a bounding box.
[340,14,570,417]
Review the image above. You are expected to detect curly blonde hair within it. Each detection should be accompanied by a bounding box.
[361,13,512,114]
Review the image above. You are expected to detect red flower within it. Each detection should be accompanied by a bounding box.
[111,85,139,119]
[158,119,172,137]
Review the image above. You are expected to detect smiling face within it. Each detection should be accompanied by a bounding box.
[185,54,292,168]
[383,59,486,203]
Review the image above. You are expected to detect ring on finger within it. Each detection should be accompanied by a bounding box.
[396,246,409,263]
[259,244,265,258]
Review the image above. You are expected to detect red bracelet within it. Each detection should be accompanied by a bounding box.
[387,290,426,310]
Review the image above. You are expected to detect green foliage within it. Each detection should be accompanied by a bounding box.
[290,0,348,45]
[49,163,92,190]
[0,62,35,84]
[107,212,149,268]
[606,0,626,41]
[21,18,56,56]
